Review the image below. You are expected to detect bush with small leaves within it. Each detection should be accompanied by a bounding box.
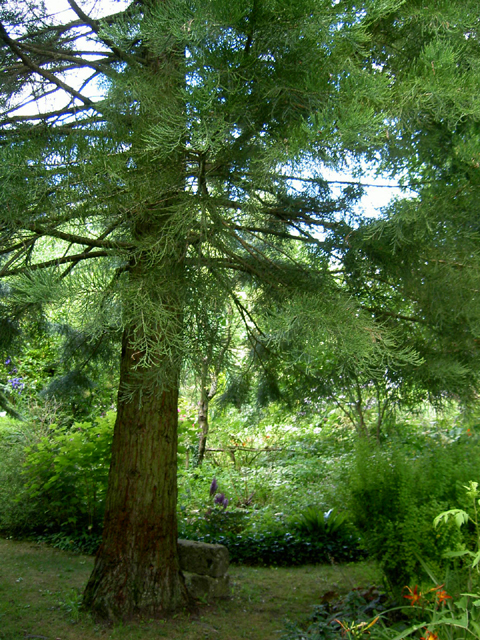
[20,411,115,536]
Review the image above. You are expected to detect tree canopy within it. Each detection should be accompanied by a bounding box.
[0,0,479,620]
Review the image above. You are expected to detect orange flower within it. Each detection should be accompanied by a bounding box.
[435,588,452,605]
[421,628,439,640]
[404,585,422,606]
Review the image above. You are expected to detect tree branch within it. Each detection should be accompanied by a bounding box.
[67,0,144,68]
[0,237,39,277]
[18,42,118,76]
[24,224,132,250]
[363,306,425,324]
[0,21,96,109]
[0,250,112,277]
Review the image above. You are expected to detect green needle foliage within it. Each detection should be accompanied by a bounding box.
[0,0,479,619]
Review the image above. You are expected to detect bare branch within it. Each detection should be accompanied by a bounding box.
[0,104,103,125]
[276,174,406,190]
[0,21,96,109]
[18,42,119,76]
[229,224,312,242]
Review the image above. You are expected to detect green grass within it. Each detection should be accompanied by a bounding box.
[0,538,380,640]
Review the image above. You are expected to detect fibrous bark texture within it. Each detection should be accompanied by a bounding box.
[83,329,192,620]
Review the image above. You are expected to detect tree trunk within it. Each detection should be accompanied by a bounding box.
[196,357,220,466]
[196,386,209,465]
[83,329,192,620]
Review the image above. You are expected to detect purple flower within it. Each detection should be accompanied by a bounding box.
[4,358,10,365]
[214,492,225,505]
[214,493,228,510]
[209,477,218,496]
[8,377,24,394]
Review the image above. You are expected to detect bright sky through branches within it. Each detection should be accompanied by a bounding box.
[47,0,128,22]
[28,0,409,216]
[9,0,128,116]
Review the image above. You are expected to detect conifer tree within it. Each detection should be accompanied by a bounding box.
[342,0,480,411]
[0,0,478,620]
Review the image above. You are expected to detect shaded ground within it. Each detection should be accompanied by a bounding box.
[0,538,380,640]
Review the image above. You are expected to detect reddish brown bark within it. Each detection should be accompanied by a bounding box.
[83,329,192,620]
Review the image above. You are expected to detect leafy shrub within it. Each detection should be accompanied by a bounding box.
[36,530,103,555]
[183,507,250,538]
[345,437,480,590]
[280,586,388,640]
[188,529,363,566]
[179,504,364,566]
[178,465,363,566]
[290,507,349,539]
[19,411,115,535]
[220,529,364,566]
[0,419,48,533]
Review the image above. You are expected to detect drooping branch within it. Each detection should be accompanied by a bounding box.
[23,224,133,250]
[212,236,281,288]
[239,226,311,272]
[221,221,283,274]
[0,250,112,277]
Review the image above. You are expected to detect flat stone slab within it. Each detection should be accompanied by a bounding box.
[178,539,229,579]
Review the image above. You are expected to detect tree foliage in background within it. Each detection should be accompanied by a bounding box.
[344,0,480,407]
[230,1,480,437]
[0,0,479,620]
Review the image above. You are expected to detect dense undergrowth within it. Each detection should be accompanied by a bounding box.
[2,401,480,638]
[1,402,480,584]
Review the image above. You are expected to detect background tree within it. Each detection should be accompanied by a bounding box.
[181,269,241,465]
[192,311,236,466]
[0,0,479,621]
[342,0,480,414]
[254,0,480,438]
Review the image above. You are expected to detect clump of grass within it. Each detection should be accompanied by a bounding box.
[291,507,349,538]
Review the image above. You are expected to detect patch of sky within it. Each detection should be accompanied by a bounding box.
[5,0,129,119]
[282,156,414,222]
[46,0,129,23]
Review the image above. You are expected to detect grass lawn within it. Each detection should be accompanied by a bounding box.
[0,538,380,640]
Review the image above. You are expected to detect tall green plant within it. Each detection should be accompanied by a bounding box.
[22,412,115,535]
[0,418,46,533]
[345,439,480,590]
[365,485,480,640]
[434,481,480,587]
